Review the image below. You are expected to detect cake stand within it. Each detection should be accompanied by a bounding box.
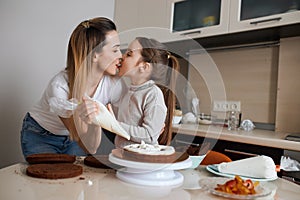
[109,153,192,187]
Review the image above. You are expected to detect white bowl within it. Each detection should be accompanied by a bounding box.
[172,116,182,124]
[188,155,206,169]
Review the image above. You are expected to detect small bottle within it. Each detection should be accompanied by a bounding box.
[228,111,238,130]
[288,1,298,12]
[191,98,200,124]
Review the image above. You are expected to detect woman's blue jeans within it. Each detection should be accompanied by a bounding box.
[20,113,87,158]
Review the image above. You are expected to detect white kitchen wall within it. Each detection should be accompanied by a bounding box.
[0,0,115,168]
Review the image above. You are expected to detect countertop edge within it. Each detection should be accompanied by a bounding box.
[172,124,300,152]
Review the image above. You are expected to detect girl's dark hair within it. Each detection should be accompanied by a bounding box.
[136,37,180,145]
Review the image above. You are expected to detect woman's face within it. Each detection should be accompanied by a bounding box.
[95,30,122,75]
[118,39,143,77]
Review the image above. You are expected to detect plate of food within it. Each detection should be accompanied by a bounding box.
[199,176,272,199]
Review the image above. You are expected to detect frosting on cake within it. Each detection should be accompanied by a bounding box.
[123,141,175,155]
[218,155,277,179]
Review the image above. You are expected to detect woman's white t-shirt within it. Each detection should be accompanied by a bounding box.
[29,70,121,136]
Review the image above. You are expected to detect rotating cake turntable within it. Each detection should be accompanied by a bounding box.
[108,152,192,187]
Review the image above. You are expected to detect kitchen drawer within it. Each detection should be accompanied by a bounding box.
[172,133,284,164]
[212,140,283,164]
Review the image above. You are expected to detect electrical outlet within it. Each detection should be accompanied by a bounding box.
[213,100,241,112]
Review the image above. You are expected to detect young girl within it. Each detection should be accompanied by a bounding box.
[111,37,180,148]
[20,17,123,157]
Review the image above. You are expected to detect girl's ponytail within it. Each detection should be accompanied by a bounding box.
[158,54,180,145]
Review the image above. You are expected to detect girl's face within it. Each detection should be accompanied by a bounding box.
[118,39,143,77]
[94,30,122,75]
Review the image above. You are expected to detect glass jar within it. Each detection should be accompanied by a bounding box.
[227,111,239,130]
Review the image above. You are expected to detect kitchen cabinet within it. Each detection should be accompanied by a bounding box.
[167,0,230,41]
[114,0,171,46]
[229,0,300,33]
[182,135,284,164]
[173,132,284,164]
[213,140,283,164]
[114,0,300,43]
[114,0,168,31]
[114,0,230,44]
[114,0,138,34]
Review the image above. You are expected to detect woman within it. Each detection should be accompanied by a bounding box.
[21,17,123,158]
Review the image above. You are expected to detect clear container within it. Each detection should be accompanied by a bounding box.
[227,111,239,130]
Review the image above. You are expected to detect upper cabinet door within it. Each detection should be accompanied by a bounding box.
[166,0,230,41]
[114,0,169,46]
[230,0,300,33]
[114,0,139,48]
[114,0,139,32]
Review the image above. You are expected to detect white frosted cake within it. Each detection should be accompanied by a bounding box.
[217,155,277,179]
[121,141,186,163]
[123,141,175,155]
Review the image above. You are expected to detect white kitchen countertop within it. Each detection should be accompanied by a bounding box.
[172,124,300,152]
[0,158,299,200]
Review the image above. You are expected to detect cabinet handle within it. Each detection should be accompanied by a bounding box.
[175,139,200,146]
[224,149,258,157]
[249,17,282,25]
[180,30,201,36]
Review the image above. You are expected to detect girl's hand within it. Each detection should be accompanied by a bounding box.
[76,96,99,124]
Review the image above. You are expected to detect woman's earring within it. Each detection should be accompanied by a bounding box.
[93,54,99,63]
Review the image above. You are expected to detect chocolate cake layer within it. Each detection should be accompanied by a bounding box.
[26,163,82,179]
[26,153,76,164]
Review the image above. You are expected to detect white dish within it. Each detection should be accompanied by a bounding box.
[206,165,278,182]
[199,177,272,199]
[188,155,206,169]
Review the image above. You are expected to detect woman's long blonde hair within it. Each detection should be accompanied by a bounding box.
[136,37,180,145]
[65,17,117,100]
[65,17,116,141]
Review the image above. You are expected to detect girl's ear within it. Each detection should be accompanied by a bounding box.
[139,62,151,72]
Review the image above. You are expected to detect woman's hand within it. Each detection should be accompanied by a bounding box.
[76,96,99,124]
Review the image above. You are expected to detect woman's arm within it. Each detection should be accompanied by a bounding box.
[60,96,103,154]
[47,72,103,153]
[60,116,102,154]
